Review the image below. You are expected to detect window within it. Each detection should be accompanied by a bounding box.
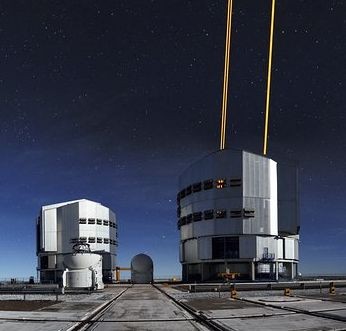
[79,218,87,224]
[225,237,239,258]
[181,216,187,226]
[193,212,202,222]
[186,185,192,196]
[215,209,227,219]
[88,218,95,224]
[192,182,202,192]
[212,237,239,259]
[203,179,213,190]
[103,220,109,226]
[186,214,193,224]
[97,237,103,243]
[243,209,255,218]
[230,210,242,218]
[104,238,109,244]
[230,178,241,187]
[88,237,95,243]
[97,219,102,225]
[215,179,227,189]
[212,237,224,259]
[204,209,214,220]
[79,237,87,242]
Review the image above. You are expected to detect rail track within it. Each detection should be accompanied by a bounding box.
[67,284,230,331]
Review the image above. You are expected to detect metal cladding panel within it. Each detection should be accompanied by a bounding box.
[179,149,243,189]
[239,236,256,258]
[180,223,193,240]
[193,221,215,238]
[43,208,57,251]
[242,152,278,236]
[277,238,284,259]
[284,237,296,259]
[294,237,299,260]
[277,162,299,235]
[58,202,79,254]
[184,239,198,262]
[214,219,243,235]
[198,237,212,260]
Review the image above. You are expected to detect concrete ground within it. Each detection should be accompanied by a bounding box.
[0,284,346,330]
[88,284,207,330]
[165,286,346,331]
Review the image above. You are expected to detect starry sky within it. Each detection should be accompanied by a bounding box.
[0,0,345,279]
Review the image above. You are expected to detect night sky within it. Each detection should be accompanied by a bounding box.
[0,0,345,278]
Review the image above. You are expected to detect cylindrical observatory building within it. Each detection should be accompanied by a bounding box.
[177,149,299,282]
[36,199,118,283]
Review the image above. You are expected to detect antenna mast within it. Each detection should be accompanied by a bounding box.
[219,0,233,150]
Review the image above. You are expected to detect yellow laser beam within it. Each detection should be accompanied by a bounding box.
[220,0,233,150]
[263,0,276,156]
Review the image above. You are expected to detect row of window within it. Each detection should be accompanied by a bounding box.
[177,178,242,202]
[78,218,117,228]
[177,208,255,229]
[71,237,118,246]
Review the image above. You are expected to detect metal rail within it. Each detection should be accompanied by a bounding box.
[66,285,131,331]
[153,284,232,331]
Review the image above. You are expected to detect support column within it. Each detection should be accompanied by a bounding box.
[275,262,279,281]
[291,262,295,280]
[251,262,255,281]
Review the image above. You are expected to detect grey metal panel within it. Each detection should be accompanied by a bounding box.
[180,223,193,240]
[277,238,284,259]
[277,162,299,235]
[179,149,243,189]
[184,239,198,262]
[284,238,295,259]
[214,219,243,235]
[198,237,212,260]
[193,220,215,238]
[179,243,184,262]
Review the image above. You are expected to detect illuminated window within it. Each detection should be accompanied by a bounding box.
[215,179,227,189]
[203,179,213,190]
[230,210,242,218]
[97,219,102,225]
[88,218,95,224]
[215,209,227,218]
[204,209,214,220]
[79,218,87,224]
[192,182,202,192]
[193,212,202,222]
[230,178,241,187]
[88,237,95,243]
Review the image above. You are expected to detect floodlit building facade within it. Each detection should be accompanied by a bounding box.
[36,199,118,283]
[177,149,299,282]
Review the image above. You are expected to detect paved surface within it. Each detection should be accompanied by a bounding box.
[173,290,346,331]
[0,287,127,331]
[89,284,206,330]
[1,285,346,330]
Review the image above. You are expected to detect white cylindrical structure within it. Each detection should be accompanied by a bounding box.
[177,149,299,282]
